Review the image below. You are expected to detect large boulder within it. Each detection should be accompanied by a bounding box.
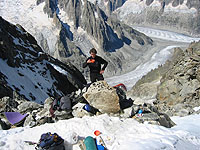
[83,81,120,113]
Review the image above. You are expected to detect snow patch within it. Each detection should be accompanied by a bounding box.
[0,114,200,149]
[87,0,96,4]
[50,63,69,76]
[95,11,99,18]
[0,59,62,103]
[193,107,200,112]
[57,8,75,29]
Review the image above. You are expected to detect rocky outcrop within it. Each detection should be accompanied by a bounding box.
[155,42,200,116]
[0,16,86,102]
[129,41,200,117]
[107,17,153,46]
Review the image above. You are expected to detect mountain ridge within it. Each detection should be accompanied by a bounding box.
[114,0,200,37]
[0,16,86,102]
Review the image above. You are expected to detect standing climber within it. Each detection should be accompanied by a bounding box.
[83,48,108,83]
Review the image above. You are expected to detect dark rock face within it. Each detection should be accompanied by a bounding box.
[108,0,126,12]
[0,17,86,102]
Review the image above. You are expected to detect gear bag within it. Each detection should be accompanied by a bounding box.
[35,132,65,150]
[50,95,72,117]
[52,96,71,111]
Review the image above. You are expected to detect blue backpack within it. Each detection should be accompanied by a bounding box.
[36,132,65,150]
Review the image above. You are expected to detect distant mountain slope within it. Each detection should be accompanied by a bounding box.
[87,0,127,15]
[0,17,86,103]
[114,0,200,37]
[0,0,153,77]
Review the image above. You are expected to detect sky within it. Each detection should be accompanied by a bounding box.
[1,27,200,150]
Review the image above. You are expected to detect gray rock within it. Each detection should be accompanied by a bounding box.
[36,116,53,126]
[54,110,73,120]
[17,101,42,113]
[83,81,121,113]
[180,79,200,97]
[158,114,176,128]
[0,118,10,130]
[44,97,54,110]
[120,107,133,118]
[141,112,160,122]
[132,104,176,128]
[146,0,154,6]
[0,97,19,112]
[23,114,36,127]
